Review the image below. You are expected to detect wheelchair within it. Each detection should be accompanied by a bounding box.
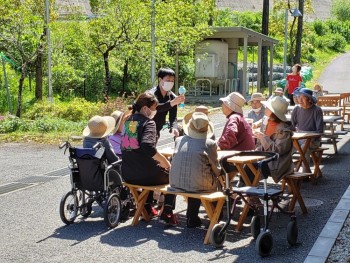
[59,141,133,228]
[210,151,298,257]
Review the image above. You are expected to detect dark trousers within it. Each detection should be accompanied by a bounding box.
[186,198,201,218]
[288,93,295,106]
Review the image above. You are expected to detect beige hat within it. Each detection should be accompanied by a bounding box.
[182,112,214,139]
[110,110,124,134]
[219,92,245,114]
[261,96,289,122]
[274,87,284,94]
[194,105,209,115]
[247,93,266,104]
[83,115,116,138]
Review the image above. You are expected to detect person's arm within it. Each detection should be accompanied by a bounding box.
[217,117,239,150]
[206,141,221,176]
[315,107,324,133]
[291,107,298,131]
[153,151,171,170]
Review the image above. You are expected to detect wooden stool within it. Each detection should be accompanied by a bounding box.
[282,172,312,214]
[310,147,328,181]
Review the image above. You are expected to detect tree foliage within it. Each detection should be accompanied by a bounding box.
[331,0,350,21]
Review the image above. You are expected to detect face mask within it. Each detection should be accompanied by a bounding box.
[143,107,157,119]
[162,81,174,91]
[252,107,262,113]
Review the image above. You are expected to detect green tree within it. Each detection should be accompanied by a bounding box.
[331,0,350,21]
[0,0,50,117]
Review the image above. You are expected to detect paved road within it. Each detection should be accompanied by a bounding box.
[318,51,350,93]
[1,52,350,263]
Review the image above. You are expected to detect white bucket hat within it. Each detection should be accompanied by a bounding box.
[262,96,289,122]
[110,110,124,134]
[219,92,246,114]
[182,112,214,139]
[247,93,266,104]
[83,115,116,138]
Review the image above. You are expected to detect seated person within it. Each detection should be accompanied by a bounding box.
[83,115,119,164]
[121,91,177,226]
[313,83,324,100]
[247,92,266,123]
[268,87,290,103]
[291,88,324,171]
[217,92,256,181]
[169,112,221,228]
[108,110,129,157]
[252,96,294,183]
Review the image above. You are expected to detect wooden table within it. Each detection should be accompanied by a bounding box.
[291,132,322,175]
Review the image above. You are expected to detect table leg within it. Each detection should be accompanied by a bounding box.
[293,139,312,173]
[286,178,308,214]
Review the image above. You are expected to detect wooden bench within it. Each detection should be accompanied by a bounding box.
[123,183,226,245]
[282,172,313,214]
[310,147,329,180]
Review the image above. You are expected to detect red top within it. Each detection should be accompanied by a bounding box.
[286,74,302,94]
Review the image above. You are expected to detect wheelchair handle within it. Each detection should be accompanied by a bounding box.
[59,141,72,155]
[93,142,104,150]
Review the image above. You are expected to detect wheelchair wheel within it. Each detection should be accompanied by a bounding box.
[256,230,273,257]
[104,193,121,228]
[251,215,261,239]
[60,191,78,225]
[210,223,226,248]
[287,220,298,246]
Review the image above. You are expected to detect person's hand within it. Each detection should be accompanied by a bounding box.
[253,130,264,141]
[170,95,185,107]
[171,128,179,138]
[161,159,171,170]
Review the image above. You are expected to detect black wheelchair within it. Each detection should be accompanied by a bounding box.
[59,141,133,228]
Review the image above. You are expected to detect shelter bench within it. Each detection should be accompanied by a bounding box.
[123,183,226,245]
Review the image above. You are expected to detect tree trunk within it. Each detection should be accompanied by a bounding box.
[35,50,43,100]
[294,0,304,64]
[16,62,27,117]
[289,17,297,67]
[103,51,111,98]
[261,0,269,89]
[122,60,128,94]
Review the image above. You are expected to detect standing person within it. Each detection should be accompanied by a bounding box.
[284,64,302,106]
[291,88,324,171]
[169,112,221,228]
[121,91,178,226]
[150,67,185,140]
[252,96,294,183]
[247,92,266,123]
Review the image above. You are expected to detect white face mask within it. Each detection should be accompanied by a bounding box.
[162,81,174,91]
[143,106,157,119]
[252,107,262,113]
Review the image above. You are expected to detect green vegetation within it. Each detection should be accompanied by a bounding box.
[1,1,350,144]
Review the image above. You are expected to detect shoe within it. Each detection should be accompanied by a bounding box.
[187,216,202,228]
[145,204,158,218]
[159,211,178,226]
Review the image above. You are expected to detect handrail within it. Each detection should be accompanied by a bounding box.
[195,79,212,96]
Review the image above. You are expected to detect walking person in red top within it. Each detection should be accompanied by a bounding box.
[284,64,302,106]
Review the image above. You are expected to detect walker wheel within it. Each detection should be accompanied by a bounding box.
[210,223,226,248]
[256,231,273,257]
[287,220,298,245]
[251,215,261,239]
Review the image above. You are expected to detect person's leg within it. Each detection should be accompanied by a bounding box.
[288,93,295,106]
[160,194,178,226]
[186,198,202,228]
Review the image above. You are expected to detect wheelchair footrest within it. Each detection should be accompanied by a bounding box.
[232,186,283,197]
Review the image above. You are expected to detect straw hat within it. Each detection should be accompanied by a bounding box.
[262,96,289,122]
[247,92,266,104]
[110,110,124,134]
[182,105,210,125]
[182,112,214,139]
[83,115,116,138]
[219,92,246,114]
[295,88,317,104]
[274,87,284,94]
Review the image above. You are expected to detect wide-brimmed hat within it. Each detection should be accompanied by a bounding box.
[110,110,124,134]
[183,105,210,126]
[262,96,289,122]
[219,92,245,114]
[295,88,317,104]
[274,87,284,94]
[182,112,214,139]
[248,93,266,104]
[83,115,116,138]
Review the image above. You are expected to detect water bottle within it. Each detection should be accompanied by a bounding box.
[178,86,186,108]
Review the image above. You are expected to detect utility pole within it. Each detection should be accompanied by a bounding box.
[45,0,53,102]
[151,0,156,87]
